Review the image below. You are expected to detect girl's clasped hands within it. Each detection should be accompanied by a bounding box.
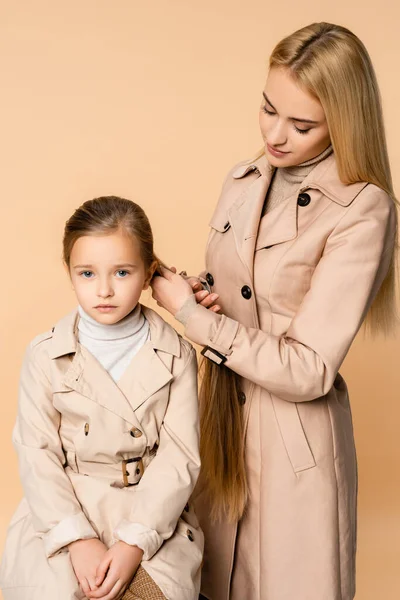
[69,538,143,600]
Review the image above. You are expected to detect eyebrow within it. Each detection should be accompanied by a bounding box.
[72,263,136,269]
[262,92,319,125]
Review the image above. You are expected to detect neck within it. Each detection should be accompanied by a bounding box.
[78,304,146,341]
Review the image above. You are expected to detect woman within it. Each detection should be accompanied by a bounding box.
[152,22,398,600]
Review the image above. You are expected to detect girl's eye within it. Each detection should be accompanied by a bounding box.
[262,105,275,115]
[294,125,311,135]
[80,271,94,278]
[116,270,129,278]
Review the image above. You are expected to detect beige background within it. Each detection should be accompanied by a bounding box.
[0,1,399,598]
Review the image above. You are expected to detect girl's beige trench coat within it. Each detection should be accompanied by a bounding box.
[183,153,397,600]
[0,306,203,600]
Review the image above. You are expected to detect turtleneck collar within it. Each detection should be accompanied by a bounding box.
[262,144,333,216]
[78,304,146,343]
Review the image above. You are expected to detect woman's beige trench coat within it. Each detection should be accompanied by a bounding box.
[0,306,203,600]
[183,153,396,600]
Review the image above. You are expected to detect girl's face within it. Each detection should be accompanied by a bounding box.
[259,67,331,168]
[68,228,154,325]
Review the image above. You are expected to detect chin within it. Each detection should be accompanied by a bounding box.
[266,153,295,168]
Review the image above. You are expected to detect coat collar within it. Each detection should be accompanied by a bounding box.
[232,152,368,206]
[49,304,181,360]
[212,151,369,285]
[49,305,180,423]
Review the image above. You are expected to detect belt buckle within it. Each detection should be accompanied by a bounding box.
[122,457,143,487]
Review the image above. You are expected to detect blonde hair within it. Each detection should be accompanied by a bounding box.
[269,22,398,336]
[200,22,398,525]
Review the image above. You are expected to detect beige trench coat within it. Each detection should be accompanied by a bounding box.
[184,153,396,600]
[0,306,203,600]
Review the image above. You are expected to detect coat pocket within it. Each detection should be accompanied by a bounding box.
[270,394,316,473]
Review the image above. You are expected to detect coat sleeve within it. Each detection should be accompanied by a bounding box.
[13,342,98,557]
[113,344,200,560]
[180,186,397,402]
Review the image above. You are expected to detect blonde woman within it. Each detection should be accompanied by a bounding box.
[152,22,398,600]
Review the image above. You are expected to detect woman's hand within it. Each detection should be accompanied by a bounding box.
[68,538,108,598]
[86,542,143,600]
[152,267,221,315]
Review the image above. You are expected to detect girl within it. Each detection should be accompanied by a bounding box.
[151,22,398,600]
[0,196,203,600]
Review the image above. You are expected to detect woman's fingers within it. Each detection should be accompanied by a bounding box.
[210,305,221,313]
[186,276,202,291]
[158,266,177,280]
[194,290,209,302]
[199,293,220,308]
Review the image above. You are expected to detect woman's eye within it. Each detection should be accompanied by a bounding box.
[294,125,311,135]
[116,270,129,277]
[80,271,94,278]
[262,105,275,115]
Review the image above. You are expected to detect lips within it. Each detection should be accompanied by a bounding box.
[95,305,117,312]
[95,305,116,308]
[267,143,290,157]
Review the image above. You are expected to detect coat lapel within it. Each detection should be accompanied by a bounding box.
[62,345,139,424]
[50,306,179,423]
[117,341,173,412]
[255,191,298,250]
[228,173,272,279]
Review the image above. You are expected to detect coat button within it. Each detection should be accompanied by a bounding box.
[241,285,252,299]
[297,192,311,206]
[186,529,194,542]
[84,423,89,436]
[130,428,142,438]
[238,391,246,405]
[223,222,230,231]
[206,273,214,286]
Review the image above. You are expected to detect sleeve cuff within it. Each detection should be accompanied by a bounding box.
[43,512,98,557]
[184,304,239,357]
[113,520,163,561]
[175,295,198,326]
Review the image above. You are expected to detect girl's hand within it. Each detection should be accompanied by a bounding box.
[68,538,108,598]
[87,542,143,600]
[152,267,221,315]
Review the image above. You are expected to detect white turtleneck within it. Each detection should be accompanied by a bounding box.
[78,304,150,382]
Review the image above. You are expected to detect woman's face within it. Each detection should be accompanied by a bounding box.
[259,67,331,167]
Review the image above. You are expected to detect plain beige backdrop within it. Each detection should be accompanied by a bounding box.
[0,1,399,598]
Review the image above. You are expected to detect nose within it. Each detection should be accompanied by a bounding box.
[267,118,288,147]
[97,277,114,299]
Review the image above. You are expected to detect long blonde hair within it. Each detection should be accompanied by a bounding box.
[200,22,398,525]
[269,22,398,336]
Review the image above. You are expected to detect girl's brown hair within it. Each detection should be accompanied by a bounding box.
[200,22,398,525]
[63,195,162,276]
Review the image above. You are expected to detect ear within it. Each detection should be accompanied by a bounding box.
[143,260,159,290]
